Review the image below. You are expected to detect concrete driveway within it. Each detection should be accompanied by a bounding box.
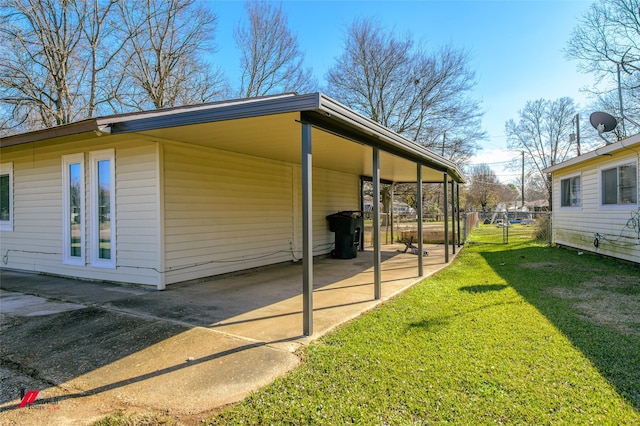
[0,244,458,425]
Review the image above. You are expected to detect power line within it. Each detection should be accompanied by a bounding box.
[466,159,516,166]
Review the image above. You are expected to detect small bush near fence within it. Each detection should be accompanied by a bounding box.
[535,214,550,242]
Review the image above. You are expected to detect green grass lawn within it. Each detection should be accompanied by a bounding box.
[206,231,640,425]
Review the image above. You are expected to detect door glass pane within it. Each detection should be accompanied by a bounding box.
[0,174,9,221]
[97,160,111,259]
[69,164,82,257]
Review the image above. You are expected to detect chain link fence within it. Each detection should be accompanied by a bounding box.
[464,211,551,245]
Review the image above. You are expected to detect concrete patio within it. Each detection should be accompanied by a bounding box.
[0,243,460,424]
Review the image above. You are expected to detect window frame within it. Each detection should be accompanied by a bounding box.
[560,173,582,209]
[0,162,14,232]
[599,160,638,209]
[62,154,86,265]
[89,149,116,269]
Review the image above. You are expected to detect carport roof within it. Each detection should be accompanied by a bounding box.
[1,92,464,183]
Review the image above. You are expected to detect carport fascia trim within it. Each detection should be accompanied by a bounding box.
[3,92,465,185]
[0,92,320,148]
[301,106,464,183]
[109,93,321,134]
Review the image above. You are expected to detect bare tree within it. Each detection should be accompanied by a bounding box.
[0,0,85,131]
[566,0,640,134]
[117,0,228,110]
[326,18,484,164]
[523,171,548,204]
[326,18,484,219]
[79,0,130,117]
[465,164,500,211]
[234,0,315,97]
[505,97,577,206]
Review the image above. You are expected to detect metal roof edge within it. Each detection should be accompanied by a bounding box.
[1,92,465,184]
[544,132,640,174]
[0,93,315,147]
[315,94,465,183]
[110,92,320,134]
[0,119,103,148]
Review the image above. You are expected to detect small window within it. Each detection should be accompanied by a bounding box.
[561,175,581,207]
[601,162,638,206]
[90,149,116,268]
[62,154,85,265]
[0,162,13,231]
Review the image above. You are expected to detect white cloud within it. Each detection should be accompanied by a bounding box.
[468,148,523,183]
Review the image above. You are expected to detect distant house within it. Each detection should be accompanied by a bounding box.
[524,199,549,212]
[0,93,464,291]
[544,133,640,264]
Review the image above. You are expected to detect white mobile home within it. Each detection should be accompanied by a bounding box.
[544,134,640,263]
[0,93,464,296]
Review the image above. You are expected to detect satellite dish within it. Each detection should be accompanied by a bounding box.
[590,111,617,133]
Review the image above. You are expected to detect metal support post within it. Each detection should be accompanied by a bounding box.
[302,122,313,336]
[373,148,382,299]
[443,173,449,263]
[451,180,456,255]
[417,164,424,276]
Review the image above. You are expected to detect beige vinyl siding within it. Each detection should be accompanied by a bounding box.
[0,139,161,286]
[292,166,360,256]
[2,145,68,273]
[110,142,161,285]
[163,144,295,284]
[552,152,640,263]
[162,144,360,284]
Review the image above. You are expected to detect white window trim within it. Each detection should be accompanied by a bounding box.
[559,173,582,210]
[90,149,116,268]
[62,154,85,265]
[599,159,639,209]
[0,162,14,232]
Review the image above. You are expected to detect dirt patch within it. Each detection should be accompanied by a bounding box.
[547,275,640,337]
[520,261,602,274]
[520,261,558,270]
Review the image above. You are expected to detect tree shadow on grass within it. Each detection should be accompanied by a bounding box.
[481,246,640,412]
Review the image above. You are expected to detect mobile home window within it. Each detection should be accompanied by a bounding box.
[0,162,13,231]
[601,162,638,206]
[560,175,581,207]
[62,154,85,265]
[90,149,116,268]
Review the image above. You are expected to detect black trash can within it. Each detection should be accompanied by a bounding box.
[326,211,363,259]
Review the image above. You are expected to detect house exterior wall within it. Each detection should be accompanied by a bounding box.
[292,165,361,257]
[0,138,162,285]
[161,143,360,285]
[1,137,361,288]
[551,151,640,263]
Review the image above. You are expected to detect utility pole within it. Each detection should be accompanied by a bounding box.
[618,63,626,137]
[572,113,581,156]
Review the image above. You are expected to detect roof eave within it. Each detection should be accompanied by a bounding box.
[544,132,640,174]
[1,92,464,183]
[0,93,311,148]
[315,94,465,183]
[0,119,111,148]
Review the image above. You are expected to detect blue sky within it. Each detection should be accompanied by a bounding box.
[210,0,596,183]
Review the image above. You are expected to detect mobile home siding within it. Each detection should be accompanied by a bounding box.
[0,139,161,286]
[552,151,640,263]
